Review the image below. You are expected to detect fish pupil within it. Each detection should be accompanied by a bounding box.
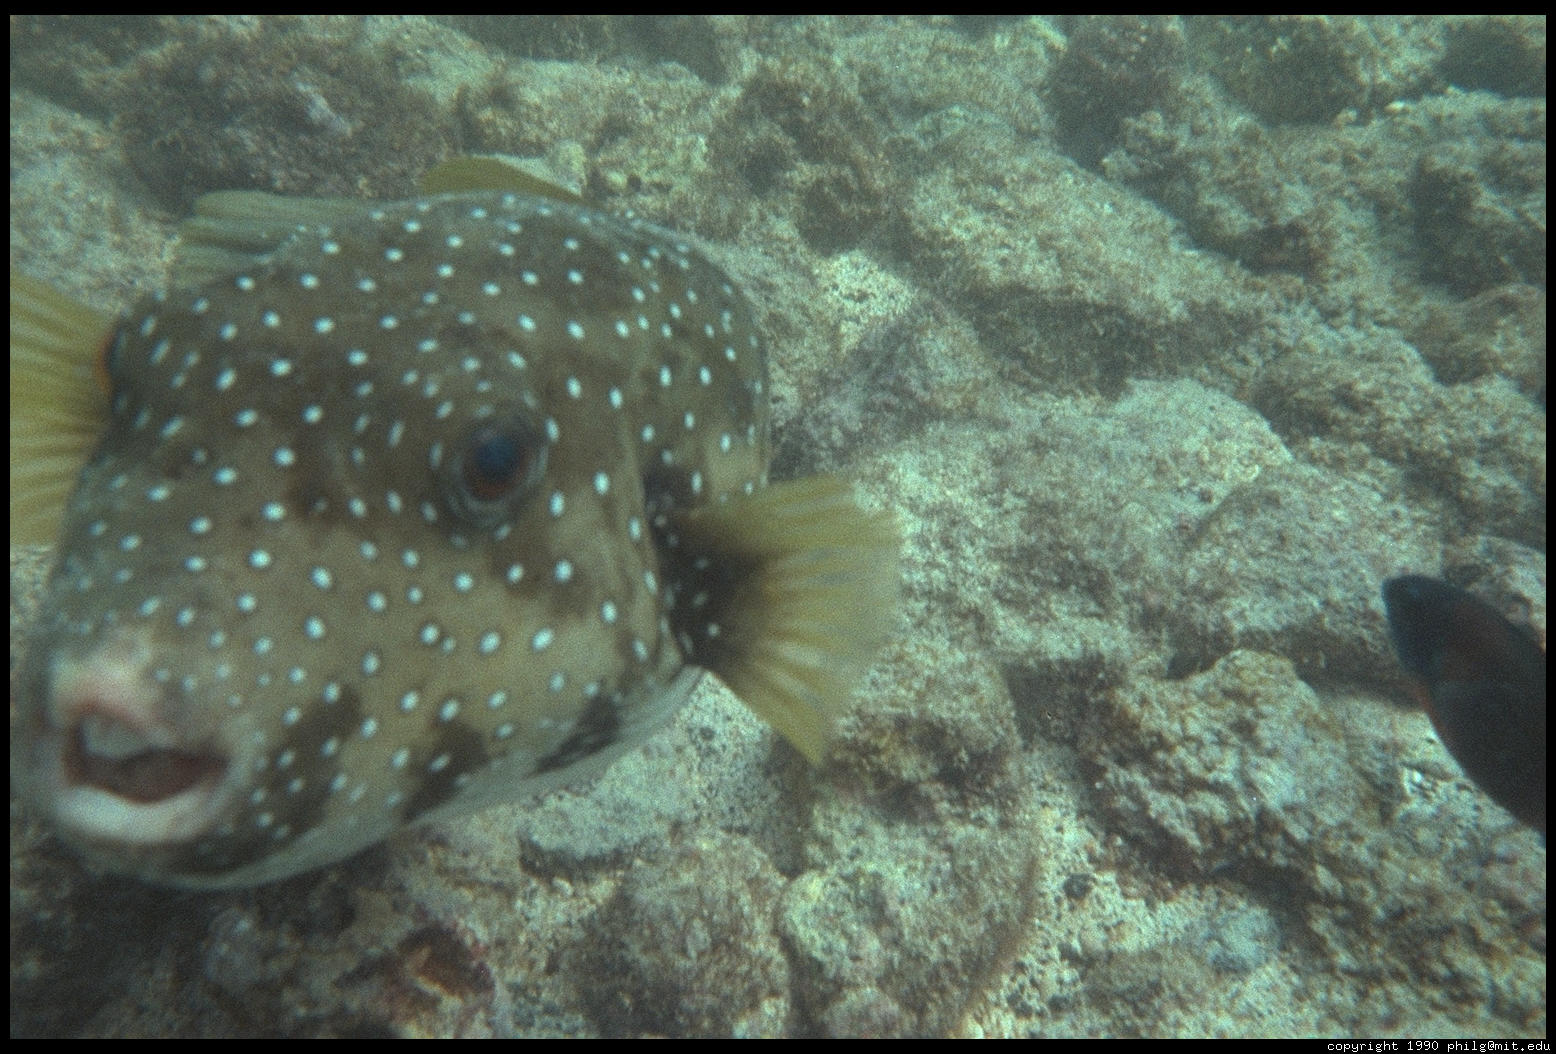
[440,413,548,529]
[466,430,525,499]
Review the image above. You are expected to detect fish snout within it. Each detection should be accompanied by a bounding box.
[23,631,248,853]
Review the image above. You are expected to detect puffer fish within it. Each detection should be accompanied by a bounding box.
[11,157,897,888]
[1382,575,1546,836]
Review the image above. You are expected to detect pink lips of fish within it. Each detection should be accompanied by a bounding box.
[25,629,245,851]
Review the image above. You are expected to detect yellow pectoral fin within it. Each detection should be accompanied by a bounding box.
[669,475,899,763]
[10,272,117,545]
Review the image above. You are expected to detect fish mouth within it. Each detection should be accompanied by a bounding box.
[29,638,244,851]
[66,709,229,806]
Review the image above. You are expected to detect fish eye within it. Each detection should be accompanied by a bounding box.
[440,412,548,528]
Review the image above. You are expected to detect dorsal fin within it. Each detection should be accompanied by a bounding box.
[172,191,373,289]
[419,155,587,204]
[172,156,586,288]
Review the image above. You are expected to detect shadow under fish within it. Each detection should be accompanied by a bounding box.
[1382,575,1545,837]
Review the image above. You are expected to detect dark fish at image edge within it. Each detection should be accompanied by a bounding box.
[10,156,898,887]
[1382,575,1546,836]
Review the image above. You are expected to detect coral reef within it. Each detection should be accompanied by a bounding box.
[11,15,1545,1037]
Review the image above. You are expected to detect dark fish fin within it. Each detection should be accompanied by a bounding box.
[173,191,374,288]
[666,475,898,762]
[9,272,116,545]
[1382,575,1547,835]
[420,155,587,205]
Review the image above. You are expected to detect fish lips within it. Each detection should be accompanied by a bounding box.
[21,631,251,854]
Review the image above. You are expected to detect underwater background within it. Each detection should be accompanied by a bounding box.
[10,15,1545,1037]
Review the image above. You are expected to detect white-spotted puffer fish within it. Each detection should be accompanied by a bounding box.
[11,157,896,888]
